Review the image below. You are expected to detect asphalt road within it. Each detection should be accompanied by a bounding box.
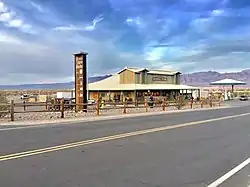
[1,105,250,186]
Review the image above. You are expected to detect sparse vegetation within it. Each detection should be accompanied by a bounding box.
[174,95,186,110]
[0,93,9,118]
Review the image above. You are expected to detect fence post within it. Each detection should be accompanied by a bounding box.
[190,99,193,109]
[45,100,48,110]
[23,100,26,111]
[96,99,100,116]
[60,99,64,118]
[209,99,213,107]
[10,100,14,121]
[123,101,127,114]
[135,99,138,107]
[145,99,148,112]
[162,97,165,111]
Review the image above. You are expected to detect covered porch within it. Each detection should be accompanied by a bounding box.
[86,74,200,103]
[89,88,200,103]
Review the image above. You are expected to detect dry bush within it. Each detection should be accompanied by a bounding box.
[174,95,186,110]
[0,93,9,118]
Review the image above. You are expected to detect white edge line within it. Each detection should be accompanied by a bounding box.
[207,157,250,187]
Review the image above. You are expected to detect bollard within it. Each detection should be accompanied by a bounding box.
[23,100,26,111]
[123,101,127,114]
[201,101,203,108]
[60,99,64,118]
[96,99,100,116]
[209,99,213,107]
[190,100,193,109]
[145,99,148,112]
[162,98,165,111]
[10,100,14,121]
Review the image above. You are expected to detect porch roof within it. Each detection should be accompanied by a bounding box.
[87,75,199,91]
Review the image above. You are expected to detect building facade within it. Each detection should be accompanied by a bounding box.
[118,67,181,85]
[87,67,199,103]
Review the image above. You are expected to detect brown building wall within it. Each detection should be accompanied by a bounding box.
[119,69,179,85]
[119,69,135,84]
[135,73,140,84]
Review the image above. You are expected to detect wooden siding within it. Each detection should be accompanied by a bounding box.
[135,73,140,84]
[119,69,135,84]
[119,69,179,85]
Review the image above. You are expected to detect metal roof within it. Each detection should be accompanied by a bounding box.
[117,67,179,75]
[210,79,246,85]
[88,75,198,91]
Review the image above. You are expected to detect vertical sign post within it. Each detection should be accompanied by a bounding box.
[74,52,88,113]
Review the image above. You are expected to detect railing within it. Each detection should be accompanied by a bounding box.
[0,98,222,122]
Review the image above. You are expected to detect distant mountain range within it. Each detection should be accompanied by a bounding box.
[0,75,112,90]
[181,69,250,86]
[0,70,250,90]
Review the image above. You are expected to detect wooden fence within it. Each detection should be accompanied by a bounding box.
[0,98,221,122]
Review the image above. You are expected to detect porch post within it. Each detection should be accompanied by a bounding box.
[121,91,123,102]
[198,89,201,98]
[232,85,234,99]
[134,89,137,106]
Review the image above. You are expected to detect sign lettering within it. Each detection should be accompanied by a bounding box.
[74,52,88,112]
[152,76,168,82]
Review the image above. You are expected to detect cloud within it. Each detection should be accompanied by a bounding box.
[1,0,250,84]
[211,9,224,16]
[54,15,104,31]
[125,17,143,27]
[29,1,45,13]
[0,1,7,12]
[0,29,147,84]
[0,0,34,33]
[0,31,21,44]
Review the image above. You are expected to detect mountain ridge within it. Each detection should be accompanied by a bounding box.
[181,69,250,86]
[0,70,250,90]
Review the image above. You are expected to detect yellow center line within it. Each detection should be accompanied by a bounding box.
[1,112,250,162]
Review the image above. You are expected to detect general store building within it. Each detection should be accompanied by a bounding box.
[87,67,199,103]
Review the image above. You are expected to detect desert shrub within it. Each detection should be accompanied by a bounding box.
[0,93,9,118]
[174,95,185,110]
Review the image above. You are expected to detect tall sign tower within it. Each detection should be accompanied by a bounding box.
[74,52,88,112]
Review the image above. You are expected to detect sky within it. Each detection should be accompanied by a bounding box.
[1,0,250,84]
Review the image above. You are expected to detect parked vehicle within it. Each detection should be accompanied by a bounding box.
[21,94,29,99]
[88,99,95,104]
[239,95,248,101]
[49,98,75,111]
[56,92,72,99]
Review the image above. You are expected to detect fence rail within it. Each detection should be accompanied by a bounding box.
[0,98,222,122]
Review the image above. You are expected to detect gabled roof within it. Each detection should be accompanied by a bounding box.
[117,67,180,75]
[148,69,181,75]
[210,78,246,85]
[117,67,149,74]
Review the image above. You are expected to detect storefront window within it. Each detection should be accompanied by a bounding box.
[124,92,133,102]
